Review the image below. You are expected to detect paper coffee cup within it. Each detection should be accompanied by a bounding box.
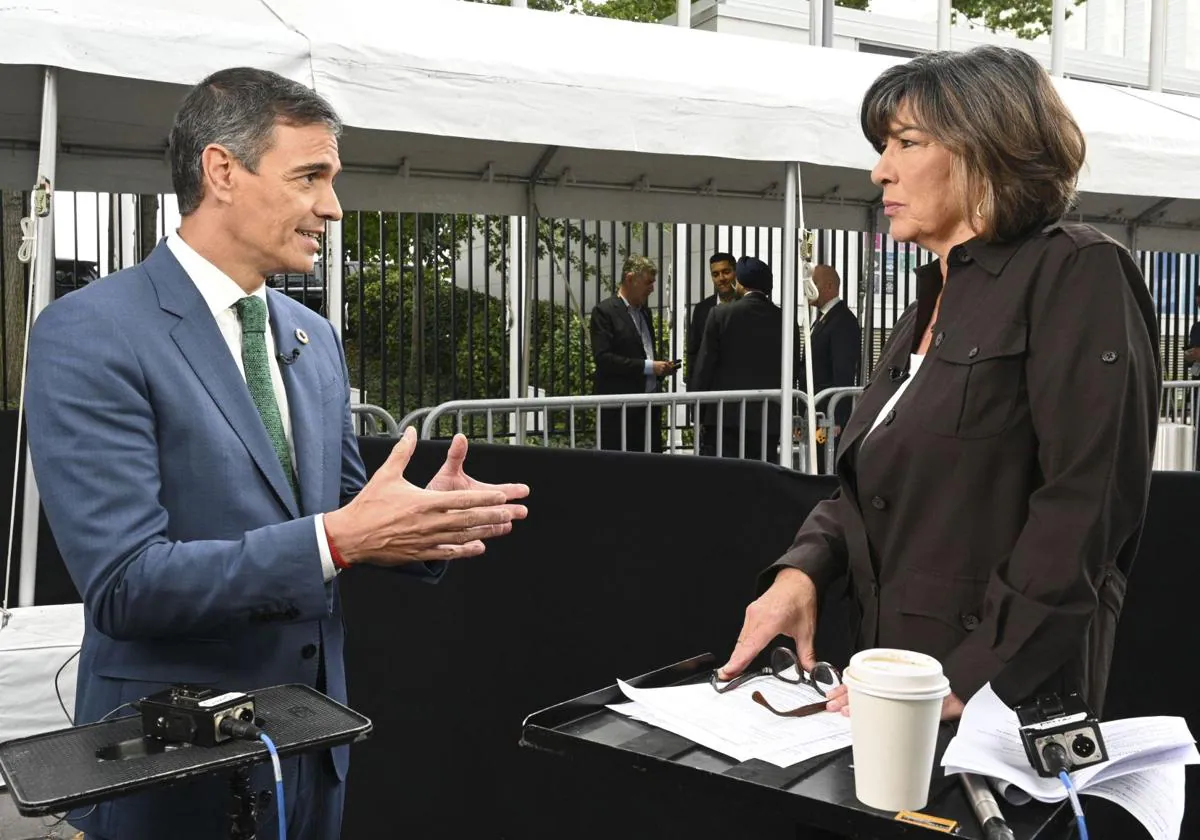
[842,648,951,813]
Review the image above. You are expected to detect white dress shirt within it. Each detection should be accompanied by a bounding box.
[618,292,658,390]
[819,296,842,320]
[167,233,338,581]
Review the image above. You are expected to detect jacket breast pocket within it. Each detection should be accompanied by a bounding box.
[925,321,1027,439]
[320,374,344,405]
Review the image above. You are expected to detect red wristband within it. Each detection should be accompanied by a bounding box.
[323,519,351,571]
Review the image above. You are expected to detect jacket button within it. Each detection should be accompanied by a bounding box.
[934,331,945,348]
[1101,351,1119,364]
[871,496,887,510]
[967,346,979,358]
[884,409,896,425]
[961,614,981,631]
[301,643,318,659]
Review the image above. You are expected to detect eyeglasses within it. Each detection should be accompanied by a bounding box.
[709,647,842,718]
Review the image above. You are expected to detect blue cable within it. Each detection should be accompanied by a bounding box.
[259,733,286,840]
[1058,769,1088,840]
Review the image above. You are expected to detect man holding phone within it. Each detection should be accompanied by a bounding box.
[589,255,678,452]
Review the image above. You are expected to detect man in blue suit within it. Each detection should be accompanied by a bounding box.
[24,68,529,840]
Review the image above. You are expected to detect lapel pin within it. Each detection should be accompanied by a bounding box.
[295,328,309,345]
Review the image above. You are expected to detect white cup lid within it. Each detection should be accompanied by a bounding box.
[843,648,950,700]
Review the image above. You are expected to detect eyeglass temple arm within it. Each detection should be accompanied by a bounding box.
[751,691,829,718]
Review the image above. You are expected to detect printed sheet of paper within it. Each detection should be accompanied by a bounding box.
[606,676,851,768]
[1084,764,1186,840]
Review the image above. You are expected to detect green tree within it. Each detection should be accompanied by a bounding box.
[471,0,1078,40]
[951,0,1082,40]
[341,234,607,437]
[344,212,614,288]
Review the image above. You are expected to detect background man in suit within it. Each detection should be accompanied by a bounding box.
[685,251,738,385]
[1184,289,1200,378]
[24,67,528,840]
[805,264,861,469]
[691,257,800,459]
[589,255,678,452]
[1185,289,1200,468]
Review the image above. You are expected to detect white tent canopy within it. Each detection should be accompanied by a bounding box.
[1,0,1199,247]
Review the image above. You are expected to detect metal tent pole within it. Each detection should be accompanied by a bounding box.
[1148,0,1166,91]
[937,0,951,49]
[1050,0,1066,76]
[326,219,344,335]
[15,68,58,607]
[780,162,818,471]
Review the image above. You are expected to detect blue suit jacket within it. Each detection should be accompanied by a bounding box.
[24,243,387,839]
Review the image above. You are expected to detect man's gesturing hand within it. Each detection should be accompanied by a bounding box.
[426,433,530,519]
[717,568,819,681]
[324,428,525,565]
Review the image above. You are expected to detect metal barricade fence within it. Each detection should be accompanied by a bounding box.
[1160,380,1200,424]
[1159,380,1200,470]
[389,381,1200,472]
[418,390,816,465]
[396,406,434,437]
[350,403,400,437]
[813,386,866,474]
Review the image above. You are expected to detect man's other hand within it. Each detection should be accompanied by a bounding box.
[325,428,527,565]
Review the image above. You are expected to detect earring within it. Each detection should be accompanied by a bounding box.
[975,200,985,218]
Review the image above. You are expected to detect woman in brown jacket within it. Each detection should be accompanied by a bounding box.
[718,45,1159,720]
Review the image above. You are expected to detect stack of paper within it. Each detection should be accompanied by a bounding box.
[607,676,851,768]
[942,684,1199,840]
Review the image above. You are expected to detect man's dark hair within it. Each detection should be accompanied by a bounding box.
[170,67,343,216]
[709,252,736,269]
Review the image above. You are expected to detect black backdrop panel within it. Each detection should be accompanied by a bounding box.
[339,440,846,839]
[0,411,77,607]
[1104,471,1200,840]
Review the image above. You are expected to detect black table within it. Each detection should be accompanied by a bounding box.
[521,655,1074,839]
[0,683,371,818]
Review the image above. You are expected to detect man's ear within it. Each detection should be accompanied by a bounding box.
[199,144,239,207]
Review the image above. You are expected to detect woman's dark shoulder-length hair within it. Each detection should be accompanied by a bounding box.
[860,45,1086,243]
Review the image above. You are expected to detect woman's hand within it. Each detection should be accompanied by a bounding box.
[718,568,820,680]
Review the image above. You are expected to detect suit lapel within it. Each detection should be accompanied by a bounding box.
[147,245,300,518]
[269,294,324,517]
[813,300,842,335]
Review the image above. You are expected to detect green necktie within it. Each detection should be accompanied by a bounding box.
[234,296,298,501]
